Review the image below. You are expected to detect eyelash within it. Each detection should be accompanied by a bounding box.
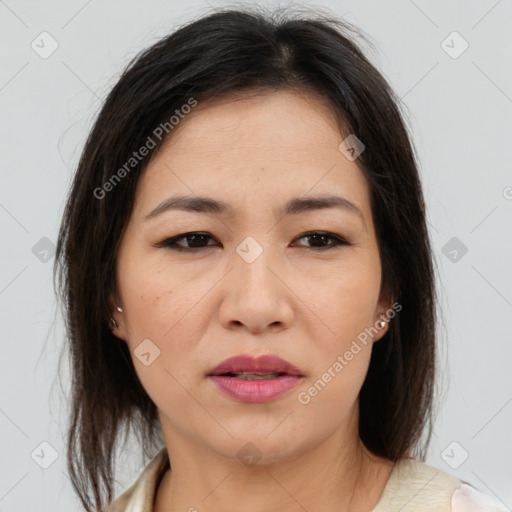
[155,231,351,252]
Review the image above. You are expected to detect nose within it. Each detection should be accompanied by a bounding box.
[217,247,294,334]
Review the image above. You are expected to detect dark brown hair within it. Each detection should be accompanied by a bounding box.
[54,5,437,511]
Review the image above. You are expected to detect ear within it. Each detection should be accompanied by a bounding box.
[107,291,127,341]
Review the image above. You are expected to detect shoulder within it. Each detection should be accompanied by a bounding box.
[372,457,460,511]
[451,482,510,512]
[373,458,507,512]
[105,447,169,512]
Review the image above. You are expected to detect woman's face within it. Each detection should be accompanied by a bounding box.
[111,89,392,464]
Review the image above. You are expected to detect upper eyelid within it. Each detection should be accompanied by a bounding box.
[156,231,349,248]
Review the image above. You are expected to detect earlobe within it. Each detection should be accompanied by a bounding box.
[107,292,125,340]
[372,316,388,343]
[108,311,126,341]
[373,297,395,343]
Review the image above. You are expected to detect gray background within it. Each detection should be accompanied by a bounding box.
[1,0,511,510]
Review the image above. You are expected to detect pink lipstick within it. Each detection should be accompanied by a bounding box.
[207,354,304,403]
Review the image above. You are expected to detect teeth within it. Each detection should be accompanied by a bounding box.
[229,372,283,380]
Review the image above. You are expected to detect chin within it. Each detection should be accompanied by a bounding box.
[204,428,307,467]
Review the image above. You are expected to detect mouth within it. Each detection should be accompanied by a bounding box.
[207,354,305,378]
[207,354,305,403]
[214,371,288,379]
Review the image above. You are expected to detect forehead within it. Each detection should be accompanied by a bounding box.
[133,89,372,222]
[164,88,344,153]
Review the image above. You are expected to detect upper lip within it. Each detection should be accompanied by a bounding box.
[207,354,304,377]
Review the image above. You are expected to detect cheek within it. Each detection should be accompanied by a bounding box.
[119,262,211,382]
[301,262,380,398]
[120,285,204,418]
[119,258,200,340]
[297,338,373,425]
[305,265,381,341]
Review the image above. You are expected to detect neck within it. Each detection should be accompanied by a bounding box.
[154,407,393,512]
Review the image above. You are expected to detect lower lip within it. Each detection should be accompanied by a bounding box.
[209,375,302,403]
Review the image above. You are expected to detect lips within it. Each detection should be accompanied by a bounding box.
[207,354,304,378]
[207,354,305,403]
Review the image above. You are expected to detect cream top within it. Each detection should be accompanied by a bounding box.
[106,447,508,511]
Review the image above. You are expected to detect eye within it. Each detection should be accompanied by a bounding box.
[155,232,217,252]
[155,230,351,252]
[292,231,351,250]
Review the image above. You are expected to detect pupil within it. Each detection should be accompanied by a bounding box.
[189,234,207,247]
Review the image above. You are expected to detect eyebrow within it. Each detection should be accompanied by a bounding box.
[143,193,365,224]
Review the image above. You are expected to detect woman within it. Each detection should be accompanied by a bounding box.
[53,6,507,511]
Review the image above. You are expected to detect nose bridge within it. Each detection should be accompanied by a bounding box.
[233,234,281,299]
[218,234,293,332]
